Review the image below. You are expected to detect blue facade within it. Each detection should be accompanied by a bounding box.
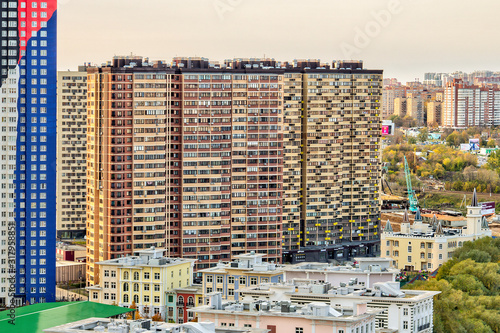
[14,4,57,304]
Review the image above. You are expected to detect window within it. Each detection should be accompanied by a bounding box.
[123,271,129,280]
[240,277,246,285]
[134,283,139,292]
[407,256,412,263]
[154,296,160,303]
[154,273,160,280]
[250,277,257,285]
[123,283,129,292]
[216,275,223,283]
[144,272,150,280]
[144,284,150,291]
[111,271,116,277]
[123,294,129,303]
[93,292,98,300]
[104,270,109,277]
[439,244,443,250]
[408,246,412,253]
[104,293,109,300]
[228,288,234,296]
[228,276,235,284]
[133,272,139,280]
[206,275,213,283]
[403,321,408,329]
[403,308,408,315]
[154,284,160,292]
[295,328,304,333]
[144,295,150,303]
[206,287,212,293]
[439,254,443,260]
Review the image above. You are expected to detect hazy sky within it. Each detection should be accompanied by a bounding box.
[58,0,500,83]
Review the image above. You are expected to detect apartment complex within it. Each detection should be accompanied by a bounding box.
[86,56,383,284]
[0,0,57,306]
[57,68,87,239]
[381,194,492,271]
[87,247,195,320]
[443,78,500,128]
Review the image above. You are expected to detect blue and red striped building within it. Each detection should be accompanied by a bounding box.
[0,0,57,306]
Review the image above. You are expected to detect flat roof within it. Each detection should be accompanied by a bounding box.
[0,302,134,333]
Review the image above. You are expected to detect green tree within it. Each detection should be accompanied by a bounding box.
[487,138,496,148]
[408,137,417,145]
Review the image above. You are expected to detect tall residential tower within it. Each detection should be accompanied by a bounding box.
[0,0,57,306]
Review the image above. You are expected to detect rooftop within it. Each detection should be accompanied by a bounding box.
[193,293,380,323]
[0,302,133,333]
[284,257,398,274]
[239,281,440,303]
[44,318,266,333]
[95,247,196,268]
[200,251,284,274]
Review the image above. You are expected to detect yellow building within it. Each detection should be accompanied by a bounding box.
[381,190,492,271]
[87,248,195,320]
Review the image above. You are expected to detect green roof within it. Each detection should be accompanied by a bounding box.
[0,301,134,333]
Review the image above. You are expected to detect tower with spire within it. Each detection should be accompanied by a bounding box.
[465,189,482,236]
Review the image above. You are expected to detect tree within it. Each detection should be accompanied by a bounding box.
[151,313,163,322]
[418,127,429,143]
[127,300,141,320]
[408,137,417,145]
[486,150,500,173]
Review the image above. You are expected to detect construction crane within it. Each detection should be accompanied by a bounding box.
[404,156,418,212]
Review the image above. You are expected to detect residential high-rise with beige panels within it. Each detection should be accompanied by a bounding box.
[281,60,383,263]
[86,57,383,284]
[57,68,88,239]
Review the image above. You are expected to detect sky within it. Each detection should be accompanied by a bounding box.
[58,0,500,83]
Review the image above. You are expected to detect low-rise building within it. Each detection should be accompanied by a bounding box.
[171,284,204,324]
[381,190,492,271]
[283,257,399,288]
[87,247,196,320]
[44,318,266,333]
[192,293,381,333]
[200,252,285,301]
[238,281,439,333]
[56,243,87,262]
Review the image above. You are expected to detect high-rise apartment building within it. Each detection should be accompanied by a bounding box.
[443,79,500,128]
[86,57,284,284]
[281,61,383,262]
[0,0,57,306]
[86,57,382,284]
[57,68,88,239]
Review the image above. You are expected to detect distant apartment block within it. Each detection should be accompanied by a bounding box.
[426,101,442,126]
[443,78,500,128]
[382,86,406,119]
[57,68,87,239]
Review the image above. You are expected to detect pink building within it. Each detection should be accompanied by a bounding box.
[192,294,381,333]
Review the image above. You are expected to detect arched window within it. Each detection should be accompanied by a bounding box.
[133,272,140,281]
[187,296,194,305]
[178,296,184,305]
[133,294,139,304]
[134,283,139,292]
[123,271,129,280]
[123,282,129,292]
[123,294,129,303]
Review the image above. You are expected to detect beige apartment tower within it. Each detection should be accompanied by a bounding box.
[57,68,88,239]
